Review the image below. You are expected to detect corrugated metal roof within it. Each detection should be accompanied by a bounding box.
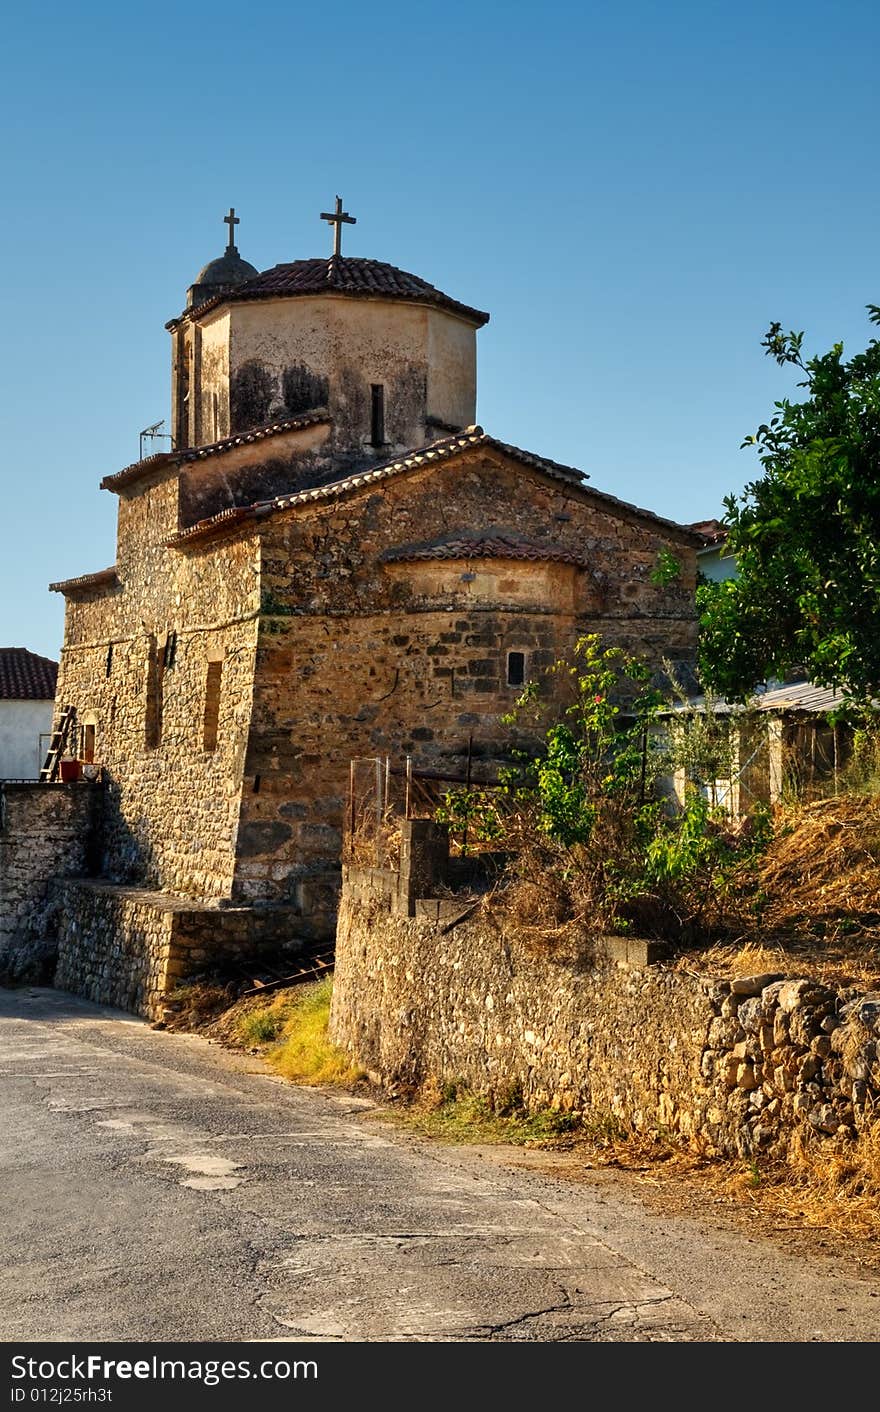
[669,681,864,717]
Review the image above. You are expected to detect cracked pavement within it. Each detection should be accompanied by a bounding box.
[1,987,878,1342]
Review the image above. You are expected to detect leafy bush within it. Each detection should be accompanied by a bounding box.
[439,634,773,941]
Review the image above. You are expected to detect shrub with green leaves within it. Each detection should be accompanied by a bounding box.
[440,633,773,940]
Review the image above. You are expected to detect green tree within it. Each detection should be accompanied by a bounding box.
[698,308,880,700]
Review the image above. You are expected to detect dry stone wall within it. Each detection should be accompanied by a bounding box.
[0,782,99,982]
[331,865,880,1159]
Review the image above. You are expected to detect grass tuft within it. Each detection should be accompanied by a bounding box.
[235,977,364,1086]
[395,1077,581,1147]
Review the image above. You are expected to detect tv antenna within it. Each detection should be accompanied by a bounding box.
[139,419,173,461]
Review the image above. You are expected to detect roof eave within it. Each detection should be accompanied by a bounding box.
[101,411,332,494]
[165,429,698,552]
[166,286,490,332]
[49,567,119,596]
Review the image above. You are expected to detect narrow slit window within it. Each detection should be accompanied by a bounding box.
[203,660,223,753]
[506,651,526,688]
[105,641,114,678]
[370,383,385,447]
[145,638,164,749]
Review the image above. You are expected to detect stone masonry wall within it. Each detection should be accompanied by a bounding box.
[331,858,880,1160]
[0,782,100,982]
[55,471,260,899]
[50,879,307,1020]
[230,448,699,910]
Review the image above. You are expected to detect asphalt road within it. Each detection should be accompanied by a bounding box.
[1,986,878,1343]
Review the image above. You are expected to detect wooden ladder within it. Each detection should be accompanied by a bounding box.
[39,705,75,782]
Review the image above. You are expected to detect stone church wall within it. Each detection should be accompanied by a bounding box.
[331,857,880,1161]
[55,480,261,899]
[230,450,697,911]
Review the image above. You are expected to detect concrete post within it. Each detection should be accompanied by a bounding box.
[396,819,449,916]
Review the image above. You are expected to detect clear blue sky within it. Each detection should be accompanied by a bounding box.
[2,0,879,659]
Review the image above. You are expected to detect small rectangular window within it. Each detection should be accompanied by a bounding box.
[82,724,96,764]
[203,660,223,752]
[507,651,526,688]
[370,384,385,447]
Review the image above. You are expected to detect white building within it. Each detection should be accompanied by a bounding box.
[0,649,58,780]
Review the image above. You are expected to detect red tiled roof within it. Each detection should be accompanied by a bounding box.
[383,535,590,567]
[0,648,58,700]
[167,257,490,329]
[167,426,701,549]
[102,411,331,493]
[690,518,728,545]
[49,566,119,596]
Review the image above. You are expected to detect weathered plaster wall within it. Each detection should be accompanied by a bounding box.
[178,421,333,526]
[198,311,231,444]
[49,878,306,1020]
[0,782,99,981]
[331,868,880,1159]
[426,310,476,429]
[224,296,477,451]
[0,700,53,779]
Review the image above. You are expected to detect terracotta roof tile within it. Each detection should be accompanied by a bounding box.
[167,427,699,549]
[383,536,590,568]
[167,257,490,329]
[690,518,728,545]
[49,566,119,596]
[0,648,58,700]
[102,411,331,493]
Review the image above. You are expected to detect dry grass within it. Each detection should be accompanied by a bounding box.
[559,1119,880,1244]
[391,1077,582,1147]
[164,980,239,1030]
[234,977,364,1086]
[707,1120,880,1241]
[668,794,880,984]
[343,814,403,869]
[754,796,880,936]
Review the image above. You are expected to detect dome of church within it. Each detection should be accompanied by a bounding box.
[192,250,259,289]
[186,248,259,308]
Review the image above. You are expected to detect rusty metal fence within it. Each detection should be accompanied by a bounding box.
[345,742,503,867]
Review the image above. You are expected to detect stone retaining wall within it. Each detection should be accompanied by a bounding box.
[330,863,880,1159]
[0,782,100,982]
[49,879,306,1019]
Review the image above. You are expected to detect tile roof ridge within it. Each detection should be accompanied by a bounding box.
[102,410,331,492]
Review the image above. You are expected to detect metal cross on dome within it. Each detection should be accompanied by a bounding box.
[223,207,240,252]
[320,196,356,257]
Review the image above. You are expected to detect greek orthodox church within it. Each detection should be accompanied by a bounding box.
[1,202,699,1015]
